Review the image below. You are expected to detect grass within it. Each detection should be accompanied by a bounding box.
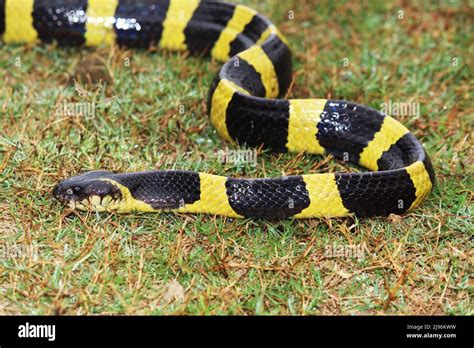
[0,0,472,315]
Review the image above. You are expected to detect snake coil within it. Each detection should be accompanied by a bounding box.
[1,0,435,219]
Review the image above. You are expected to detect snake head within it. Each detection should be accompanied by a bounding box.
[53,171,122,211]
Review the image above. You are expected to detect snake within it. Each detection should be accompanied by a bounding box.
[2,0,435,219]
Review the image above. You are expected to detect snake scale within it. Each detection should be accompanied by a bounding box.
[1,0,435,219]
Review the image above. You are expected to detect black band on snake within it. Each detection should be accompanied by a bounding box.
[1,0,435,219]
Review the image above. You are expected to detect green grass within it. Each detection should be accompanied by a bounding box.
[0,0,472,315]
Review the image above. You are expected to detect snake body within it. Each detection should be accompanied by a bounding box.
[2,0,435,219]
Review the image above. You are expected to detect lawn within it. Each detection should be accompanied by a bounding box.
[0,0,472,315]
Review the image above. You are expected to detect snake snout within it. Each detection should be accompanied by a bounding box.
[52,183,62,201]
[53,181,87,205]
[53,172,122,210]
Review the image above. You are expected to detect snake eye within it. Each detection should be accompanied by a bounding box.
[74,186,81,192]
